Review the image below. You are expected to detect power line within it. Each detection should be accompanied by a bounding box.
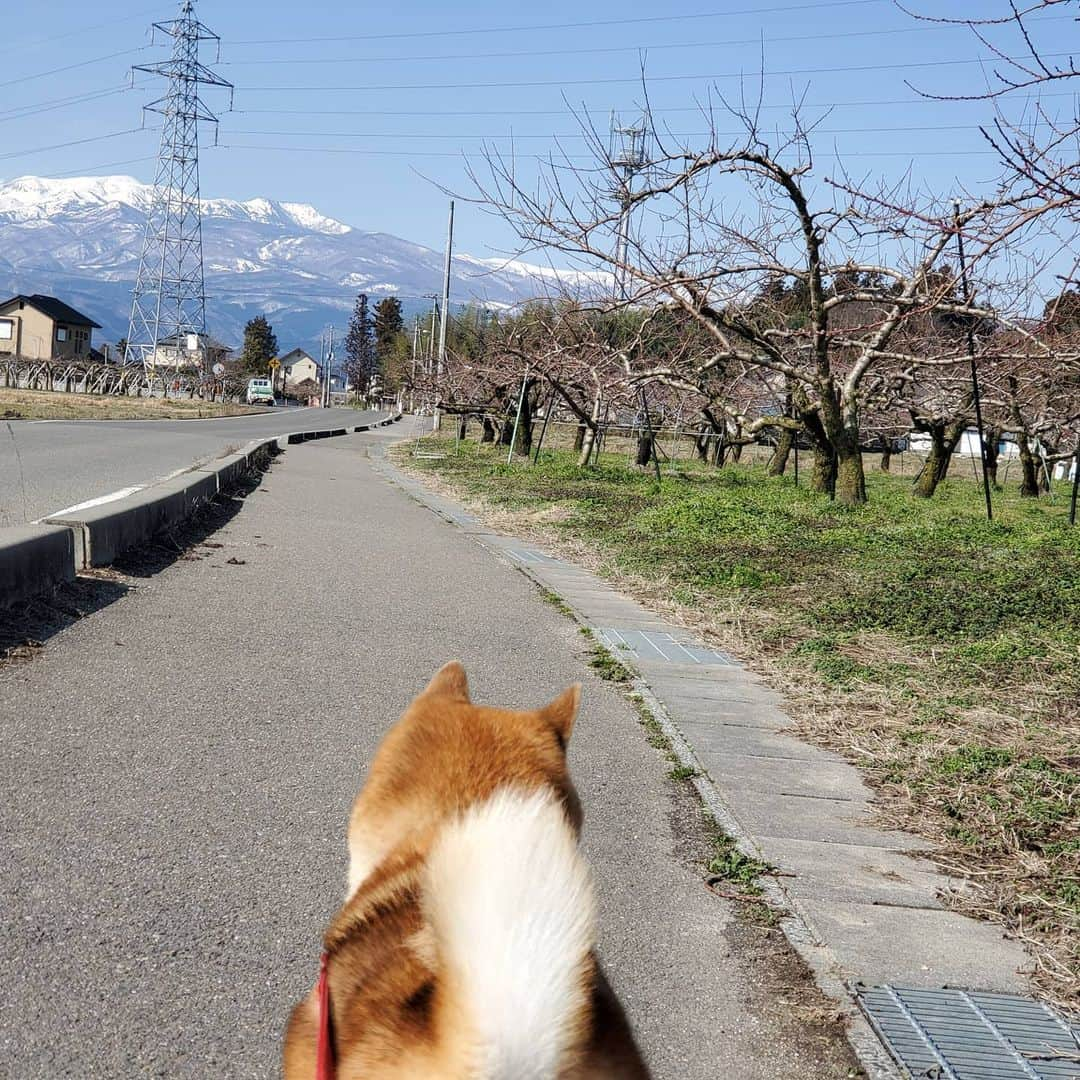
[229,0,887,45]
[217,141,1006,160]
[0,86,141,126]
[223,120,1060,140]
[0,47,148,91]
[232,90,1079,119]
[219,17,1068,67]
[53,155,158,179]
[0,128,148,163]
[237,52,1074,94]
[10,6,164,51]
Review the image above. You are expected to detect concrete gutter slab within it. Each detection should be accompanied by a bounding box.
[802,900,1027,991]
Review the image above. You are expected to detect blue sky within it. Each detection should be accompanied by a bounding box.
[2,0,1072,261]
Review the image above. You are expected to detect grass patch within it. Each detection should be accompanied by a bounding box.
[401,436,1080,1006]
[0,387,268,421]
[538,587,575,619]
[582,632,634,684]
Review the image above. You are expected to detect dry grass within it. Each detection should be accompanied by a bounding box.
[0,388,268,421]
[397,436,1080,1009]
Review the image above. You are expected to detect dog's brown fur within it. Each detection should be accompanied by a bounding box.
[283,662,650,1079]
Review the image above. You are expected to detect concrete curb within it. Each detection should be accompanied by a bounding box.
[367,445,903,1080]
[1,413,393,606]
[0,525,78,606]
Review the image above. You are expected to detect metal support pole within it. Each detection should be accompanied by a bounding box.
[954,200,993,522]
[1070,435,1080,526]
[435,200,454,431]
[507,368,530,465]
[533,385,558,464]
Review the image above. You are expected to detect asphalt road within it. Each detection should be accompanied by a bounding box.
[0,427,858,1078]
[0,407,382,525]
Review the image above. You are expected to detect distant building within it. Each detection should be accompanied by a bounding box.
[278,347,321,386]
[149,333,234,371]
[0,294,101,361]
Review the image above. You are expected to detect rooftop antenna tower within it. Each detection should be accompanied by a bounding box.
[609,111,650,303]
[126,0,233,374]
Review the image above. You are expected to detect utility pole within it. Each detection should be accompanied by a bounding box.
[611,112,654,474]
[127,1,233,377]
[434,200,455,432]
[610,112,648,303]
[425,295,438,373]
[953,200,994,523]
[322,326,335,409]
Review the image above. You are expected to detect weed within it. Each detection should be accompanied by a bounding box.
[538,587,575,619]
[586,641,633,683]
[668,763,701,782]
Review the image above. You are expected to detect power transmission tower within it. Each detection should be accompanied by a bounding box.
[126,1,233,375]
[609,112,650,302]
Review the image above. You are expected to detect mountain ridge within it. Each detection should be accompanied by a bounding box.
[0,174,595,351]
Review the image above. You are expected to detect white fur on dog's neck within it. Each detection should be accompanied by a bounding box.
[423,787,596,1080]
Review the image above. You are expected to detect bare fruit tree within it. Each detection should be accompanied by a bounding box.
[472,103,1010,503]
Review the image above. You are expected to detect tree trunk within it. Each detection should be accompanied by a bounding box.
[879,440,892,472]
[1017,433,1040,498]
[766,427,795,476]
[577,395,602,467]
[480,416,496,443]
[713,436,728,468]
[635,434,654,467]
[912,420,964,499]
[835,440,867,505]
[458,416,468,441]
[573,424,586,452]
[983,426,1002,488]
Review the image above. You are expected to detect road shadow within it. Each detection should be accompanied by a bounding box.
[0,471,265,660]
[111,471,262,578]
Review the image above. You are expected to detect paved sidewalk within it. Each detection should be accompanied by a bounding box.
[0,429,862,1078]
[371,426,1038,1074]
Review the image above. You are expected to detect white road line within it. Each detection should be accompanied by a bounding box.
[42,485,145,520]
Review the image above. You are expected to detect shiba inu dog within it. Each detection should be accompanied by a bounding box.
[284,661,650,1079]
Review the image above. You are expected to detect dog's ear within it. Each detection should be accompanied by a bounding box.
[423,661,470,702]
[540,684,581,746]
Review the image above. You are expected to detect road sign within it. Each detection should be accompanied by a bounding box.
[212,362,225,377]
[269,359,281,370]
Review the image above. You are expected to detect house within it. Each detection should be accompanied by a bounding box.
[149,333,233,371]
[278,348,320,387]
[0,294,101,361]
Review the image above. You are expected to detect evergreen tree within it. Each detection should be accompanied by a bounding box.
[345,292,377,394]
[239,316,278,375]
[373,297,404,364]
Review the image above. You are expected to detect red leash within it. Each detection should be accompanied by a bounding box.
[316,951,336,1080]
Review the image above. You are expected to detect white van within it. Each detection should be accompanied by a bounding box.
[246,378,275,406]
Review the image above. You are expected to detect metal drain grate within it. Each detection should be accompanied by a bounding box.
[594,628,734,666]
[857,985,1080,1080]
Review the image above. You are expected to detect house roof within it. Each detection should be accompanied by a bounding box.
[0,294,101,329]
[279,348,317,365]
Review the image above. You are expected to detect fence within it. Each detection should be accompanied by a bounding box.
[0,355,246,402]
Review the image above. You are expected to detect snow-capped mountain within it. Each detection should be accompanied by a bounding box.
[0,175,595,349]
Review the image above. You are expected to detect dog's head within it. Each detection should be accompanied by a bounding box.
[346,662,583,896]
